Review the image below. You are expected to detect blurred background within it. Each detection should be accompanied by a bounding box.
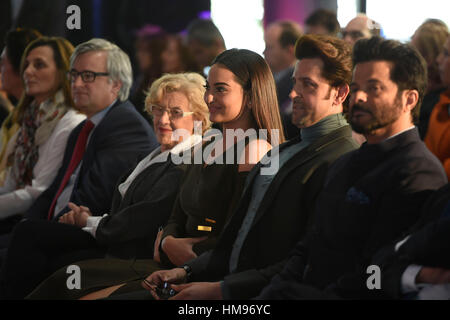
[2,0,450,57]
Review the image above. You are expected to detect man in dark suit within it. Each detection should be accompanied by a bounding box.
[255,37,448,300]
[264,20,302,140]
[112,34,359,300]
[24,38,158,222]
[0,38,158,298]
[366,184,450,300]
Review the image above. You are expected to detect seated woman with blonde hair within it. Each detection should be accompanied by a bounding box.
[0,72,209,299]
[25,48,285,300]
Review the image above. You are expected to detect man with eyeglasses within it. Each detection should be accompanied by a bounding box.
[23,37,158,221]
[0,38,158,298]
[342,14,382,46]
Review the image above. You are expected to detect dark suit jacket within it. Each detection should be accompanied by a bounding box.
[187,125,359,299]
[25,99,158,221]
[96,154,190,259]
[370,184,450,299]
[257,128,448,300]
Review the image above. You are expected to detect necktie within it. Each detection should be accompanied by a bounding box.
[47,120,95,220]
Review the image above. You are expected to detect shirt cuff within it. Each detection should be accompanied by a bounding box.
[395,235,411,252]
[82,214,108,238]
[401,264,424,293]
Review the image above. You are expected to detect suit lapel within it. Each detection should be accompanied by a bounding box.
[250,125,352,227]
[78,100,123,178]
[120,159,171,208]
[242,136,301,195]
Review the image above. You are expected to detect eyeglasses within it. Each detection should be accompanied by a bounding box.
[149,104,194,120]
[342,30,365,40]
[67,70,109,83]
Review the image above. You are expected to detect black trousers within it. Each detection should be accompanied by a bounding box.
[0,219,105,299]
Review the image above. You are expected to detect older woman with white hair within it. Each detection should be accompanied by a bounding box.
[0,72,210,299]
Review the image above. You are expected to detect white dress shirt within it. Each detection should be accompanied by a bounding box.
[0,109,85,219]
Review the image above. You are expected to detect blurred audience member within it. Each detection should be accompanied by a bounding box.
[342,14,382,45]
[264,20,302,139]
[0,0,65,49]
[411,19,449,138]
[304,9,340,37]
[0,83,13,124]
[0,37,85,231]
[425,34,450,179]
[161,34,200,74]
[186,19,226,76]
[130,25,167,121]
[0,28,42,174]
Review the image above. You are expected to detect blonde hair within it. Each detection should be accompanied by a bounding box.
[145,72,211,134]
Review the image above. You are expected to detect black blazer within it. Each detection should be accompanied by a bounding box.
[96,154,190,259]
[371,184,450,299]
[25,99,158,221]
[188,125,359,299]
[257,129,448,300]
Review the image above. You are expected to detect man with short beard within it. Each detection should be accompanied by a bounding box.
[99,35,360,300]
[257,37,448,300]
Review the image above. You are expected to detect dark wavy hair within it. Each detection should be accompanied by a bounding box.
[353,36,428,123]
[295,34,353,88]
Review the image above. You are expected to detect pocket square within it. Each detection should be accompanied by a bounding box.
[345,187,370,204]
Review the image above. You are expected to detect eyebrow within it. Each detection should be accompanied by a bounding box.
[298,77,315,82]
[213,82,230,87]
[152,104,182,109]
[350,79,383,87]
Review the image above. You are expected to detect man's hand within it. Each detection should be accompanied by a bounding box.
[58,202,92,228]
[141,268,187,299]
[162,235,207,266]
[170,282,223,300]
[416,267,450,285]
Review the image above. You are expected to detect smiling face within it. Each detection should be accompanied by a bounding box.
[22,45,60,104]
[152,90,195,151]
[203,64,247,125]
[290,58,339,128]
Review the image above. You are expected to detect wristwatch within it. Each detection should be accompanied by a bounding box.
[182,264,192,281]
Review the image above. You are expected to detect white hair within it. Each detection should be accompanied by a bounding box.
[70,38,132,101]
